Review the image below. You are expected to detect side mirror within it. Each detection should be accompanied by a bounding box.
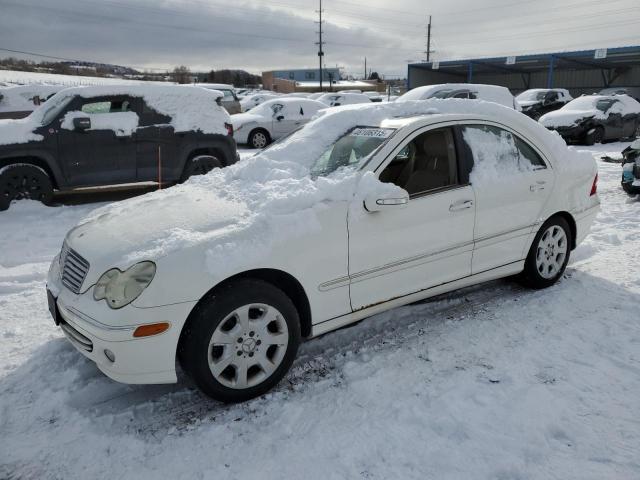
[276,115,284,121]
[73,117,91,131]
[363,192,409,212]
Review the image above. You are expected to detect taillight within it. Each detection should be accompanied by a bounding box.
[225,122,233,137]
[590,173,598,196]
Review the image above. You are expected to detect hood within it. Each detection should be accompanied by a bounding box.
[518,100,540,108]
[539,109,595,128]
[66,184,250,289]
[0,117,42,146]
[231,112,263,129]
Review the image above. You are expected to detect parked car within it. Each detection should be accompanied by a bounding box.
[397,83,519,110]
[232,97,326,148]
[0,84,64,119]
[317,92,372,106]
[621,138,640,194]
[539,94,640,144]
[0,85,238,210]
[240,93,279,112]
[516,89,572,120]
[599,87,640,101]
[193,83,241,114]
[46,99,599,402]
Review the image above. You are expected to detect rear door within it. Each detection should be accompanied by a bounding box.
[56,96,137,187]
[460,123,554,274]
[134,99,177,182]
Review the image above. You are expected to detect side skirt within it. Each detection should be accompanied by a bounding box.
[310,260,524,338]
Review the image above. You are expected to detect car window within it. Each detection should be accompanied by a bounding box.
[270,103,284,116]
[379,127,459,197]
[81,100,132,114]
[596,99,614,112]
[461,125,546,181]
[452,92,469,99]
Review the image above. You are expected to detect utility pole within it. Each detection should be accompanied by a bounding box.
[364,57,367,80]
[316,0,325,91]
[424,15,434,62]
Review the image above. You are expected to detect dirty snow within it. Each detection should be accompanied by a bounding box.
[0,142,639,479]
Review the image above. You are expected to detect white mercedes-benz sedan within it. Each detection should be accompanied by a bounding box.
[46,100,600,403]
[232,97,326,148]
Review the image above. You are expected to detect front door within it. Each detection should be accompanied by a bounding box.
[459,124,554,274]
[348,126,476,310]
[56,96,137,187]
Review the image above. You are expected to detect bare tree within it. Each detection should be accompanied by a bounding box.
[172,65,192,84]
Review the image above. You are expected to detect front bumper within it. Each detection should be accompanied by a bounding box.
[47,255,196,384]
[546,125,587,143]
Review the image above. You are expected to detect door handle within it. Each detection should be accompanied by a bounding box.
[449,199,474,211]
[530,181,547,192]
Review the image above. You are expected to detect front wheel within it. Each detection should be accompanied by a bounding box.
[519,217,572,289]
[180,279,301,403]
[586,126,605,145]
[0,163,54,211]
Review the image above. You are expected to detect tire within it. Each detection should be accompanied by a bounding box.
[519,216,572,289]
[622,182,640,195]
[0,163,54,211]
[591,126,605,145]
[180,278,301,403]
[248,129,271,149]
[180,155,222,182]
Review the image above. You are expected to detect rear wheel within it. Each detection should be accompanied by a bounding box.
[248,129,270,149]
[180,155,222,182]
[180,279,301,403]
[520,216,572,289]
[0,163,54,211]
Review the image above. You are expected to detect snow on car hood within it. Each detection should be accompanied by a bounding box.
[231,112,263,129]
[65,99,594,282]
[0,117,43,145]
[539,109,595,128]
[517,100,539,107]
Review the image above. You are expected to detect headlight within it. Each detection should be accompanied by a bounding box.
[93,261,156,309]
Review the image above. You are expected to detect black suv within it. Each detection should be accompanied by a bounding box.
[0,86,238,210]
[516,89,572,120]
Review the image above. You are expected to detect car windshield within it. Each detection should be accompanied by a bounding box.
[517,91,547,101]
[29,91,72,125]
[562,97,597,111]
[311,127,395,177]
[431,89,453,98]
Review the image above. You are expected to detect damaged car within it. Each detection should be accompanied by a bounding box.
[539,94,640,145]
[516,88,572,120]
[621,138,640,194]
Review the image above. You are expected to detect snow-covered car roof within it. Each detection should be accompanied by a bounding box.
[317,92,372,105]
[194,83,234,91]
[0,84,231,145]
[398,83,517,109]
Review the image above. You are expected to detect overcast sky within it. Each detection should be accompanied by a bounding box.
[0,0,638,78]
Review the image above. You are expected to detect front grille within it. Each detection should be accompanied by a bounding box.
[60,320,93,352]
[59,241,90,294]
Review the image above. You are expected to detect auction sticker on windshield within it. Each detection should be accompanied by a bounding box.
[350,128,394,138]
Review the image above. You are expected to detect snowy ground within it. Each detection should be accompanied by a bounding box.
[1,143,639,479]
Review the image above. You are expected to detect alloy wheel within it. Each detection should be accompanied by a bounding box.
[535,225,568,279]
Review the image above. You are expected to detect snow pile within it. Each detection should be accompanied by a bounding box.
[397,83,517,109]
[61,111,139,136]
[540,94,640,128]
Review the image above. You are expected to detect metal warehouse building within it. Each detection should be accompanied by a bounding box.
[407,45,640,96]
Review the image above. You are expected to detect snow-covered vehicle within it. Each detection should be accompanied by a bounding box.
[621,138,640,194]
[516,88,572,120]
[0,84,64,119]
[232,97,326,149]
[599,87,640,102]
[540,94,640,144]
[192,83,241,114]
[397,83,519,110]
[0,85,238,211]
[240,93,279,112]
[46,99,599,402]
[317,92,371,107]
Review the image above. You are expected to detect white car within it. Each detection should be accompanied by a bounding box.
[46,100,599,403]
[398,83,519,110]
[240,93,279,112]
[0,84,64,119]
[317,92,372,107]
[232,97,326,149]
[192,83,241,114]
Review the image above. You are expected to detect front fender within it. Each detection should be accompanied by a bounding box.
[0,146,66,188]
